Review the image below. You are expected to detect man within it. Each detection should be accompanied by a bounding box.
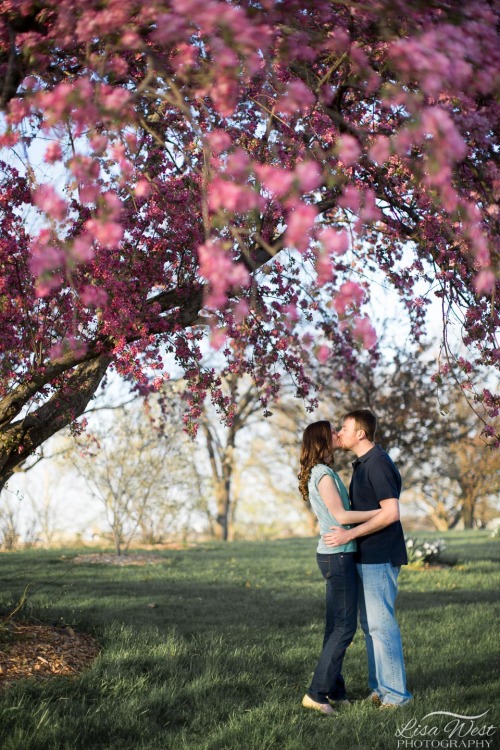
[323,409,412,708]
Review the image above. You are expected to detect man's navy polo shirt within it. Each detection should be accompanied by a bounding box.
[349,444,408,566]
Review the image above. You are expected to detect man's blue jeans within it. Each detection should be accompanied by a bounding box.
[307,553,357,703]
[357,562,412,705]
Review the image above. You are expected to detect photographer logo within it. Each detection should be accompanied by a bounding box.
[395,710,497,749]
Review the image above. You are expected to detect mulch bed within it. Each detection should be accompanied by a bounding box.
[0,621,100,689]
[0,554,169,688]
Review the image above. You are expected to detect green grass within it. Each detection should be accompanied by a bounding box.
[0,530,499,750]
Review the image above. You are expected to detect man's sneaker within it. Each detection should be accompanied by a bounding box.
[302,694,335,715]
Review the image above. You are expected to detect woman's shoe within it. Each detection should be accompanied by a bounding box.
[302,694,335,715]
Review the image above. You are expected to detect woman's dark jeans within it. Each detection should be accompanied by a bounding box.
[307,552,358,703]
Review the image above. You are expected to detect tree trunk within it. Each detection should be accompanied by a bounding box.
[0,354,112,492]
[461,498,475,529]
[214,479,230,541]
[429,513,453,532]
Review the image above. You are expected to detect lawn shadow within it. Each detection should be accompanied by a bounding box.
[398,588,499,610]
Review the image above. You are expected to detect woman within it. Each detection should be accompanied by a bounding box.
[298,420,381,715]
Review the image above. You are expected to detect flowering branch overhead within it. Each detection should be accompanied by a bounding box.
[0,0,499,485]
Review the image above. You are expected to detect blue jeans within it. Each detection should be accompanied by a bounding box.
[307,553,357,703]
[357,563,412,705]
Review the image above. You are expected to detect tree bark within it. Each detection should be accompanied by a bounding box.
[0,354,112,492]
[461,497,476,529]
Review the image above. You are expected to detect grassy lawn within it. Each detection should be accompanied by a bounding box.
[0,530,499,750]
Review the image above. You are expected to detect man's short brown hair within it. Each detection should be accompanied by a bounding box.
[343,409,377,442]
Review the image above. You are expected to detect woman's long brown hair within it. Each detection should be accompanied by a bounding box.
[298,420,334,502]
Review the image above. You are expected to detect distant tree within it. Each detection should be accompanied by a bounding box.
[415,426,500,530]
[70,398,197,554]
[198,373,268,540]
[0,491,38,549]
[22,470,61,546]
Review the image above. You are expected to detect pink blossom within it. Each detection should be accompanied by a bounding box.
[110,142,126,162]
[125,133,138,153]
[121,31,140,48]
[70,235,95,263]
[360,190,382,223]
[325,28,350,53]
[470,228,490,267]
[209,178,262,213]
[352,316,377,349]
[337,135,361,167]
[281,304,299,321]
[214,46,239,70]
[393,128,413,156]
[79,184,100,204]
[171,42,198,73]
[474,270,496,295]
[69,156,100,181]
[233,299,250,321]
[29,244,63,276]
[210,327,228,350]
[35,274,64,298]
[317,344,331,363]
[206,130,232,155]
[285,204,317,252]
[333,281,365,314]
[172,0,208,17]
[49,337,87,359]
[208,75,239,117]
[7,98,31,124]
[44,142,63,163]
[338,186,361,213]
[81,285,108,307]
[319,228,349,256]
[276,80,315,115]
[295,161,322,192]
[0,131,20,147]
[198,241,250,308]
[421,107,467,161]
[86,219,124,248]
[134,179,151,198]
[150,13,187,44]
[102,192,122,220]
[108,57,129,77]
[90,135,108,155]
[369,136,390,164]
[33,185,68,222]
[22,76,37,91]
[48,343,64,360]
[226,148,251,179]
[316,252,333,285]
[101,86,131,113]
[255,164,294,197]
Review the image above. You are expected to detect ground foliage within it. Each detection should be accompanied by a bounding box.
[0,533,498,749]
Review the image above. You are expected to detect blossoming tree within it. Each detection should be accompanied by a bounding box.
[0,0,498,490]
